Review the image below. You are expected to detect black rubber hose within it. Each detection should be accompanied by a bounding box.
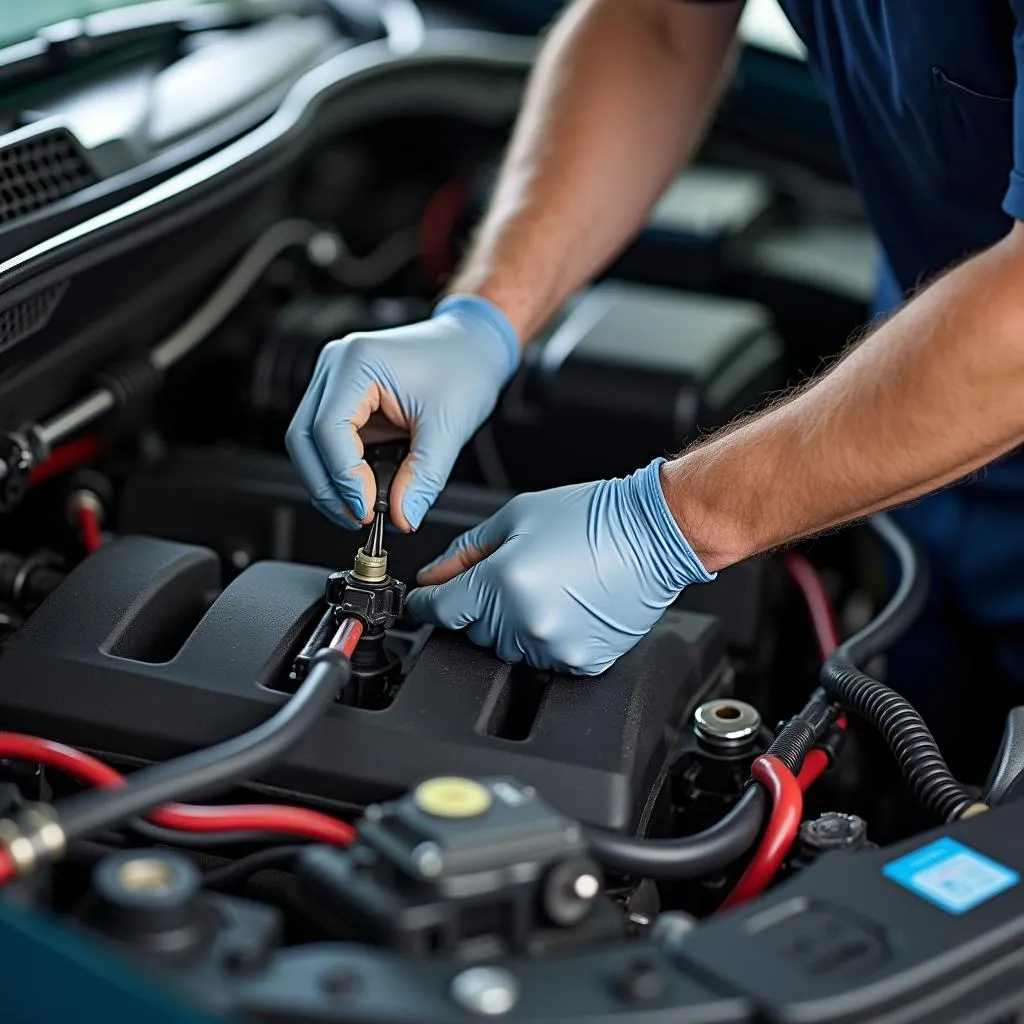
[585,786,767,881]
[819,514,975,822]
[838,513,931,666]
[55,648,350,843]
[202,845,303,891]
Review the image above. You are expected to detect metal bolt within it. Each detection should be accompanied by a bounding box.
[573,873,600,900]
[563,825,582,844]
[116,856,177,895]
[321,966,361,996]
[451,967,520,1017]
[230,549,253,570]
[412,841,443,878]
[307,232,343,267]
[363,804,383,823]
[651,911,696,950]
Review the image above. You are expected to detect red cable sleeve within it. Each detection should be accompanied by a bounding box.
[720,755,803,910]
[331,617,364,659]
[418,178,469,284]
[76,505,103,554]
[0,732,356,865]
[782,550,848,731]
[28,437,102,488]
[782,551,841,661]
[796,748,830,792]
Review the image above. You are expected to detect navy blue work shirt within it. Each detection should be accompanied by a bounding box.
[686,1,1024,681]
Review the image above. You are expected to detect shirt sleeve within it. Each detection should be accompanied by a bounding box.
[1003,2,1024,220]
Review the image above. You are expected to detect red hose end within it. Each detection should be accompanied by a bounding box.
[720,754,804,911]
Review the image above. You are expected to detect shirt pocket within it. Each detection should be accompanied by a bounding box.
[931,66,1014,201]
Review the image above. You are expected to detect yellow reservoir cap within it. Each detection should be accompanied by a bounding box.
[414,777,492,819]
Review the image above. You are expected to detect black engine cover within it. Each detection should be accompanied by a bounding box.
[0,537,727,831]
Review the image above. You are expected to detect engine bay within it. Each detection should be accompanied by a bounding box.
[0,15,1022,1024]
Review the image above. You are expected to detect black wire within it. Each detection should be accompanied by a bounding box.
[202,845,303,891]
[55,648,350,843]
[838,513,931,666]
[584,786,766,881]
[817,514,974,821]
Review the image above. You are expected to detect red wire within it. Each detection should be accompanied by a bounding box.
[782,550,841,661]
[783,550,848,731]
[0,732,356,883]
[417,177,469,284]
[796,747,830,791]
[331,617,364,659]
[76,504,103,554]
[720,755,804,910]
[27,437,102,488]
[716,552,844,908]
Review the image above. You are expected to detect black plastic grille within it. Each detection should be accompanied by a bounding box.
[0,281,69,358]
[0,128,97,225]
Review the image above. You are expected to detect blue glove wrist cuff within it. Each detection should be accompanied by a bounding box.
[634,458,716,590]
[433,294,521,382]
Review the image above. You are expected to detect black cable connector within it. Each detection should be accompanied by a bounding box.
[767,690,835,775]
[55,648,350,843]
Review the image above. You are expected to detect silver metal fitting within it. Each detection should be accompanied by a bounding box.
[65,488,104,527]
[693,699,762,750]
[0,803,66,876]
[451,966,520,1017]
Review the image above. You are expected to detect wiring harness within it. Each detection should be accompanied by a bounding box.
[0,622,363,884]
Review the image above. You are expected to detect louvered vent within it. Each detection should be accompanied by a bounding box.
[0,281,69,358]
[0,128,97,225]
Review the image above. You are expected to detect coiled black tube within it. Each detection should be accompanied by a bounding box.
[821,661,974,821]
[585,786,767,881]
[819,514,975,822]
[767,689,834,774]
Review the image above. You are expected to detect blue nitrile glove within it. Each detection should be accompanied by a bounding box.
[285,295,519,531]
[406,458,715,675]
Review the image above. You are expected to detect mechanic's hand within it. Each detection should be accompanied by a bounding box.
[406,459,715,675]
[285,295,519,531]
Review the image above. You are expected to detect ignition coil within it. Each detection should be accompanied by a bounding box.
[289,443,408,704]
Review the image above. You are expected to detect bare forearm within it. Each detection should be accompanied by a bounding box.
[664,224,1024,571]
[450,0,742,342]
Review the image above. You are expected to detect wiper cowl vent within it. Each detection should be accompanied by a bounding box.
[0,125,97,225]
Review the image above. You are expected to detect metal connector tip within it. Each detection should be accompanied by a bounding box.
[366,512,385,559]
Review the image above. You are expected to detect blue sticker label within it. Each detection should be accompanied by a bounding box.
[883,838,1019,914]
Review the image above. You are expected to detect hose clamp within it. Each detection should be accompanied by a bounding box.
[0,804,66,876]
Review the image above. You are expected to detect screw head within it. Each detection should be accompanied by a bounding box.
[412,841,443,878]
[573,872,600,900]
[451,966,519,1016]
[651,911,696,950]
[321,966,361,996]
[612,956,668,1005]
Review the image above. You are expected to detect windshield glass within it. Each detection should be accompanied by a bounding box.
[0,1,215,49]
